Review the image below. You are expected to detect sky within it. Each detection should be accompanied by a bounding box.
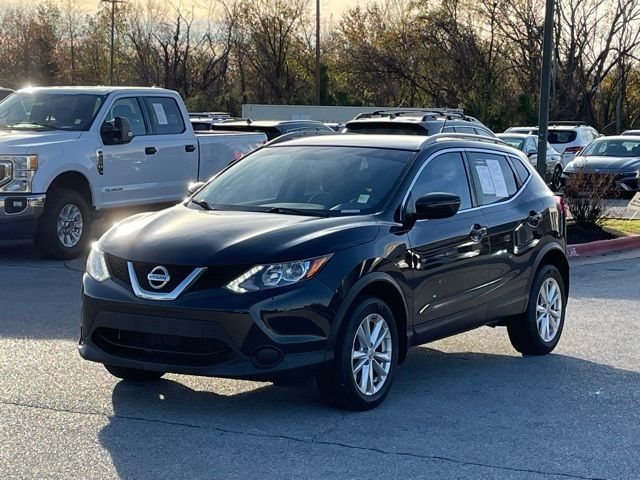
[19,0,373,20]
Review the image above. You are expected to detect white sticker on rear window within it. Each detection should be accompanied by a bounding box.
[475,165,495,195]
[152,103,168,125]
[485,159,509,197]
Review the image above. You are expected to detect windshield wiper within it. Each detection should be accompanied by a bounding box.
[265,207,329,217]
[190,198,214,211]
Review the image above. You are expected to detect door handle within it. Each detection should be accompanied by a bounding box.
[185,144,196,153]
[145,147,157,155]
[527,211,543,227]
[470,224,488,243]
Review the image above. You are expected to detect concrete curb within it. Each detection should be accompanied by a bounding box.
[567,235,640,259]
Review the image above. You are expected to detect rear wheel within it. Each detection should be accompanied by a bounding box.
[104,364,165,381]
[35,188,92,260]
[508,264,566,355]
[549,166,563,191]
[316,297,398,410]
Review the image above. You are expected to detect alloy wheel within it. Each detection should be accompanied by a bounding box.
[351,313,392,396]
[56,203,84,248]
[536,277,563,342]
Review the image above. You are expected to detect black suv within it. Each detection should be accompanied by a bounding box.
[344,109,496,138]
[80,134,569,410]
[212,119,334,141]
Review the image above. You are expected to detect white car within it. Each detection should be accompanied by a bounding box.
[0,86,266,259]
[496,133,564,189]
[504,122,600,164]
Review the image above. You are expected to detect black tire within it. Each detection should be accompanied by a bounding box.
[316,296,398,411]
[549,166,563,191]
[508,264,566,355]
[104,364,165,381]
[35,188,92,260]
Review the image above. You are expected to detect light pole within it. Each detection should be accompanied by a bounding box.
[101,0,126,85]
[536,0,555,179]
[315,0,321,105]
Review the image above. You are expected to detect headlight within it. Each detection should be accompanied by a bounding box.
[0,155,37,192]
[225,255,332,293]
[86,243,110,282]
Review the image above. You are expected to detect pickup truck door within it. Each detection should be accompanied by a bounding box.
[138,96,199,201]
[98,97,151,207]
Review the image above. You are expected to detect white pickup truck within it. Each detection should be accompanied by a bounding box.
[0,86,266,259]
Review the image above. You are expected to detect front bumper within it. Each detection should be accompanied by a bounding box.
[79,273,337,380]
[0,193,46,240]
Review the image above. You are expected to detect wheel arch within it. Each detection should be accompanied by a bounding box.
[528,243,570,301]
[328,273,411,364]
[46,171,94,208]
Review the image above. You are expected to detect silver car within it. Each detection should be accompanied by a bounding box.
[497,133,564,190]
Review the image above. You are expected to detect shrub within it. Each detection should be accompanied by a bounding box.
[564,170,614,227]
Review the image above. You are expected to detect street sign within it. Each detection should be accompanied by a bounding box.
[628,192,640,211]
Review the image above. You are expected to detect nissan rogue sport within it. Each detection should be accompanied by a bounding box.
[80,133,569,410]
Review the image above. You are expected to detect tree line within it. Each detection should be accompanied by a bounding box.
[1,0,639,132]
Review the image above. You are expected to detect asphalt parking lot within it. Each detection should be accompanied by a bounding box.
[1,233,639,479]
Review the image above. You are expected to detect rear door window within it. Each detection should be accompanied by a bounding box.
[141,97,185,135]
[467,153,518,205]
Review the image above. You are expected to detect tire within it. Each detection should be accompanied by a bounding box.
[35,188,92,260]
[316,296,398,411]
[508,264,566,355]
[549,166,563,191]
[104,364,165,381]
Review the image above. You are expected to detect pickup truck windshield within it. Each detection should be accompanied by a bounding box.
[193,146,415,215]
[0,92,106,131]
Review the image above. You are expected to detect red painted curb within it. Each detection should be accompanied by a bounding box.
[567,235,640,259]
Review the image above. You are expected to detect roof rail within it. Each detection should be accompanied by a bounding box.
[420,133,508,149]
[218,118,252,124]
[353,108,465,121]
[548,120,588,126]
[264,130,336,146]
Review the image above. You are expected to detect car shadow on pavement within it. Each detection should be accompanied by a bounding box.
[98,347,640,480]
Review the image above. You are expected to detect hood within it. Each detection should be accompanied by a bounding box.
[565,155,640,174]
[0,129,82,154]
[100,204,380,265]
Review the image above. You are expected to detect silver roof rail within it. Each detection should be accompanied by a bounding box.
[419,133,508,149]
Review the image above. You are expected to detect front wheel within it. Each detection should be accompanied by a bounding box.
[35,188,92,260]
[316,296,398,411]
[104,364,165,381]
[507,264,567,355]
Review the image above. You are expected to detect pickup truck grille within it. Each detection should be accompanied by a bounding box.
[0,160,11,188]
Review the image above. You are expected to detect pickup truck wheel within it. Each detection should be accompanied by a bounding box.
[315,296,398,411]
[35,188,92,260]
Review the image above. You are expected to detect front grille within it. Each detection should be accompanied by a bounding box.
[104,253,250,294]
[92,327,234,366]
[105,254,131,286]
[0,161,11,188]
[131,261,194,293]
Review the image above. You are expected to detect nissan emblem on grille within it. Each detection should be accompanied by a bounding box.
[147,266,170,290]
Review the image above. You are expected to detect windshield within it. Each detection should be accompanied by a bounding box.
[193,146,415,215]
[0,92,106,131]
[500,137,525,150]
[581,139,640,157]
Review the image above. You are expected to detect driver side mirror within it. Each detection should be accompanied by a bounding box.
[101,116,132,145]
[187,181,205,196]
[412,193,461,220]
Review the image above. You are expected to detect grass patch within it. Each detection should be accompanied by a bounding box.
[601,219,640,237]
